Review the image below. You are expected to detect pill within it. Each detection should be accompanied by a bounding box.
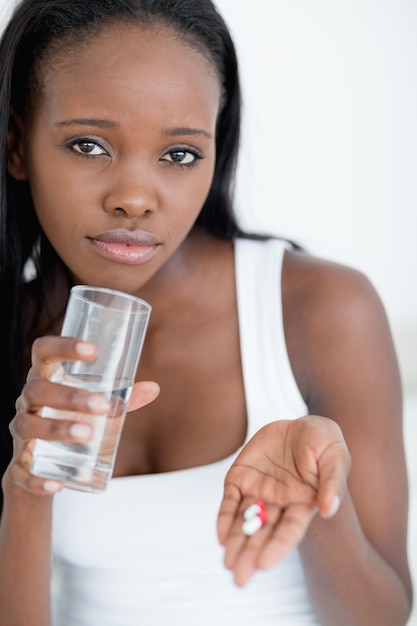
[243,503,263,519]
[242,516,263,536]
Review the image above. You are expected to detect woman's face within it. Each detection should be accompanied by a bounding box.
[15,23,221,293]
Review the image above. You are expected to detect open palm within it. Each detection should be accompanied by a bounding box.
[217,415,351,586]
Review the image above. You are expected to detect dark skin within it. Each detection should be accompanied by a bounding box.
[115,232,247,475]
[0,21,412,626]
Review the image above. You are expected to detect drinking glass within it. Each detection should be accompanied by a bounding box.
[30,285,151,492]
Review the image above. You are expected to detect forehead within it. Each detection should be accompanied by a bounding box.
[38,22,222,119]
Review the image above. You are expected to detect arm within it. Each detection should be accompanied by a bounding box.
[217,250,412,626]
[0,482,55,626]
[0,337,159,626]
[290,252,412,625]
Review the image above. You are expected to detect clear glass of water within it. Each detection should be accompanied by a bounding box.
[30,286,151,492]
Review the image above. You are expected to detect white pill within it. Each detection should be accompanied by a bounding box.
[243,503,262,519]
[242,516,263,536]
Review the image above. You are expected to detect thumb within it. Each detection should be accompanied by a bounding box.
[128,380,160,412]
[316,443,351,519]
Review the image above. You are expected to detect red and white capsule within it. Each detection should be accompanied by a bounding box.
[242,500,268,536]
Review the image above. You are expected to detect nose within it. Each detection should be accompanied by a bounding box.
[102,164,158,218]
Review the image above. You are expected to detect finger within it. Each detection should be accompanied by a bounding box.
[257,502,317,570]
[128,381,160,411]
[4,440,64,496]
[225,502,282,587]
[28,337,98,380]
[10,410,94,444]
[19,377,110,415]
[316,444,351,519]
[5,457,64,496]
[216,482,242,545]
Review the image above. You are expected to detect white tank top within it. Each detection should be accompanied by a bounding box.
[51,238,320,625]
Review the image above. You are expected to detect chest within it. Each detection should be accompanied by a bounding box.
[113,298,247,477]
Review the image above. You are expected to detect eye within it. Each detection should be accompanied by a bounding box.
[161,148,203,166]
[67,138,108,157]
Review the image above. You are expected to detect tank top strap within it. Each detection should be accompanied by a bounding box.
[234,237,307,441]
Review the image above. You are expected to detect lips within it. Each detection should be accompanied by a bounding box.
[89,229,160,265]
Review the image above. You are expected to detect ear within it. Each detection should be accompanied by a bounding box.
[7,109,28,180]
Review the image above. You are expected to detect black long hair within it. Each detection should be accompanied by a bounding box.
[0,0,245,509]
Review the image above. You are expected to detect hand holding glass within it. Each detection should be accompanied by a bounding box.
[30,286,151,492]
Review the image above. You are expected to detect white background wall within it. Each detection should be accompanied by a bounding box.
[215,0,417,387]
[1,0,416,385]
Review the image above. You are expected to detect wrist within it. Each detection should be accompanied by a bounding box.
[1,472,55,519]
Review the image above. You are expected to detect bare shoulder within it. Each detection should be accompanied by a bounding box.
[281,247,401,412]
[282,246,383,313]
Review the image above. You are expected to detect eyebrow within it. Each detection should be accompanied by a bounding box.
[55,120,212,139]
[55,119,119,129]
[162,127,213,139]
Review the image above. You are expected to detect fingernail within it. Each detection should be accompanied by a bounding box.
[328,495,341,517]
[75,341,96,356]
[87,395,110,412]
[43,480,62,493]
[309,506,319,521]
[70,423,92,439]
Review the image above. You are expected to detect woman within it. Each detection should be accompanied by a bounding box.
[0,0,412,624]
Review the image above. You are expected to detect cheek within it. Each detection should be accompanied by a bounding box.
[26,157,66,218]
[30,181,76,232]
[169,163,215,225]
[29,174,89,256]
[26,155,94,237]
